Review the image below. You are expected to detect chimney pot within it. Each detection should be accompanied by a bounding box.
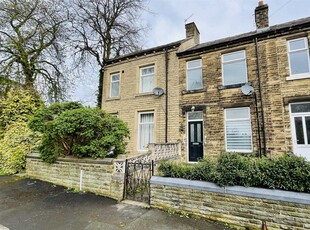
[258,0,264,6]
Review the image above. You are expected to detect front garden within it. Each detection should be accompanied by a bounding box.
[159,153,310,193]
[0,89,129,175]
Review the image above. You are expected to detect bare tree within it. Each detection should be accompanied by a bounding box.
[69,0,147,107]
[0,0,69,102]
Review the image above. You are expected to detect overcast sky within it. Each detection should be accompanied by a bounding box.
[71,0,310,106]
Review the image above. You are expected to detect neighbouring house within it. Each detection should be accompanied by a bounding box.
[102,24,199,155]
[101,0,310,162]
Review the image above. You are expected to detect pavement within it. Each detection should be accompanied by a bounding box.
[0,176,233,230]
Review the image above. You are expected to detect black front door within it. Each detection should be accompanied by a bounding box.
[188,121,203,162]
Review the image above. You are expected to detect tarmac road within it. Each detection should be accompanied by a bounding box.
[0,176,233,230]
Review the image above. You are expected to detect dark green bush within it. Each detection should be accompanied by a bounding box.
[189,159,217,181]
[215,153,259,187]
[158,153,310,193]
[29,102,130,163]
[256,155,310,192]
[158,162,193,179]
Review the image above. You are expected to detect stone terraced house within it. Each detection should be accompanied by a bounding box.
[101,1,310,162]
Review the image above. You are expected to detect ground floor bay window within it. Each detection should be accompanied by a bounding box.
[225,107,253,152]
[138,112,154,151]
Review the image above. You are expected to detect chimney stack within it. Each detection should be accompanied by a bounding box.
[185,22,200,44]
[255,0,269,29]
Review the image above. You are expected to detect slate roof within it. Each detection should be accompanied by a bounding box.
[178,16,310,56]
[106,39,186,64]
[106,16,310,64]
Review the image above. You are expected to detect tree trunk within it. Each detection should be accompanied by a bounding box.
[97,68,104,108]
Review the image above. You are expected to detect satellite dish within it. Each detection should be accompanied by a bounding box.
[153,87,164,96]
[241,84,254,96]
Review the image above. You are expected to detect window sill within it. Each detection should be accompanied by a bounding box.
[286,74,310,81]
[106,97,120,101]
[218,82,251,90]
[226,149,253,153]
[182,89,206,95]
[135,92,154,97]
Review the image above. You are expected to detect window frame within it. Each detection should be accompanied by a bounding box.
[138,111,154,152]
[186,59,203,91]
[139,65,155,93]
[224,107,253,153]
[222,50,248,86]
[289,102,310,146]
[287,37,310,79]
[110,73,120,98]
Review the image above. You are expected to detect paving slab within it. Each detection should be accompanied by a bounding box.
[0,176,233,230]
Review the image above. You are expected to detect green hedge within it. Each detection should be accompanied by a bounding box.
[158,153,310,193]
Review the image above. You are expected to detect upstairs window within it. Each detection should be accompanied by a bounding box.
[140,65,154,93]
[186,59,203,90]
[225,107,252,152]
[110,73,120,97]
[287,37,310,77]
[222,50,247,86]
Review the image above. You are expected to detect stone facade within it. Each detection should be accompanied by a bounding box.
[26,154,124,200]
[177,4,310,161]
[101,2,310,161]
[102,26,200,156]
[178,30,310,159]
[151,176,310,230]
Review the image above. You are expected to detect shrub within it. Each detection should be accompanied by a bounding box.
[0,89,42,174]
[29,102,130,163]
[0,89,42,134]
[158,162,194,179]
[0,122,41,174]
[158,153,310,193]
[256,154,310,192]
[215,153,259,187]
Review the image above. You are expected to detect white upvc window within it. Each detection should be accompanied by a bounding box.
[140,65,154,93]
[186,59,203,90]
[110,73,120,97]
[225,107,253,152]
[287,37,310,78]
[138,112,154,151]
[222,50,247,86]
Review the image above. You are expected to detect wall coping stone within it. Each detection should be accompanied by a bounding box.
[151,176,310,205]
[27,153,114,165]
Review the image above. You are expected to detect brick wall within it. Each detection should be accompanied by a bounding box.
[151,176,310,230]
[26,154,124,201]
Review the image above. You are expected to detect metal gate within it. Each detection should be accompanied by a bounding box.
[124,160,154,204]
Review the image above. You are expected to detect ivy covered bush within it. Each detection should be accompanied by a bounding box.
[29,102,130,163]
[159,153,310,193]
[0,89,42,174]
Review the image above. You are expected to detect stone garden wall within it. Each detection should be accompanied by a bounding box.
[26,153,124,200]
[151,176,310,230]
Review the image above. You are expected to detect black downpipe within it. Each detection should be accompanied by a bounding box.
[254,92,262,158]
[255,37,267,157]
[165,49,169,143]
